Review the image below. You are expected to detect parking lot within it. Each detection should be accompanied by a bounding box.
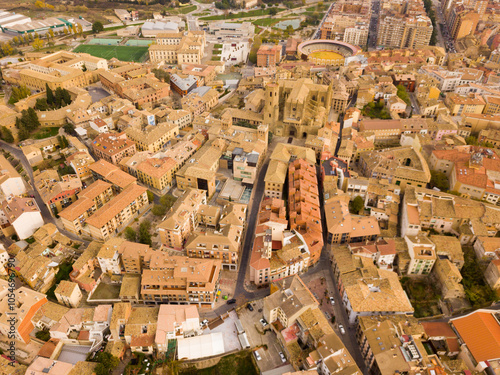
[237,299,287,372]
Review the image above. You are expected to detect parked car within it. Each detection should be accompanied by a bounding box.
[279,352,286,363]
[200,319,209,326]
[260,318,268,328]
[339,324,346,334]
[246,303,254,311]
[254,351,262,361]
[227,298,236,305]
[329,297,335,305]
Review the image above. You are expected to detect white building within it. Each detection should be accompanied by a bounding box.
[405,234,436,275]
[0,197,44,240]
[0,154,26,197]
[221,41,249,66]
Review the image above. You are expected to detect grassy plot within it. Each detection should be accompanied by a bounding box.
[181,351,258,375]
[33,127,59,139]
[166,5,197,14]
[73,44,149,62]
[200,8,286,21]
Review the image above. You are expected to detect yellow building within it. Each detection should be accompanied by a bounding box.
[136,157,177,193]
[148,31,206,65]
[483,95,500,115]
[445,93,485,116]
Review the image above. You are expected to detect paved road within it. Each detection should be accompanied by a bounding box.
[0,139,89,245]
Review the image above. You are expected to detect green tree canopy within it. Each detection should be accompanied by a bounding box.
[92,21,104,33]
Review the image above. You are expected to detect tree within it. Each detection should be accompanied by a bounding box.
[350,196,364,214]
[430,170,449,191]
[466,136,478,145]
[147,190,154,203]
[35,98,49,111]
[48,29,54,39]
[46,83,54,105]
[77,23,83,37]
[92,21,104,34]
[27,107,41,129]
[396,85,411,105]
[1,42,13,56]
[269,7,278,15]
[8,85,31,104]
[138,220,152,245]
[160,194,177,210]
[35,330,51,342]
[152,68,170,83]
[152,204,167,216]
[124,227,136,242]
[63,123,76,135]
[32,38,45,51]
[1,127,14,143]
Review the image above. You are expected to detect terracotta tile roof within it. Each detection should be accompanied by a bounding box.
[452,310,500,362]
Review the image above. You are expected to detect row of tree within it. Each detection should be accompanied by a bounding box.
[35,84,73,111]
[8,85,31,105]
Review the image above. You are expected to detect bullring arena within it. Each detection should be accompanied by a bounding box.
[297,39,361,67]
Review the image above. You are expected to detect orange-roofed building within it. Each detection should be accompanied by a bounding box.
[450,309,500,364]
[257,45,282,67]
[288,159,323,266]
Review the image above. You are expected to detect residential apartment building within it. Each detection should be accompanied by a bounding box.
[185,224,243,271]
[444,93,486,116]
[405,234,437,275]
[158,189,207,250]
[59,180,114,235]
[288,159,323,265]
[67,151,95,181]
[257,45,282,67]
[141,256,221,307]
[325,198,380,244]
[88,159,137,193]
[136,157,177,193]
[85,183,149,241]
[34,170,82,216]
[125,123,179,153]
[332,247,413,323]
[91,132,137,165]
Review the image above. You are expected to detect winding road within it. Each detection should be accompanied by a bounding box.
[0,139,89,245]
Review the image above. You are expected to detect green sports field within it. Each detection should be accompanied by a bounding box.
[73,44,149,62]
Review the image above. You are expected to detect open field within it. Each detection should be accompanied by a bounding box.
[166,4,197,14]
[309,50,344,60]
[73,44,149,62]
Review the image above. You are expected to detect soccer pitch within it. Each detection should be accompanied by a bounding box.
[73,44,149,62]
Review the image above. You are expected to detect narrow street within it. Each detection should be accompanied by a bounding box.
[0,139,89,245]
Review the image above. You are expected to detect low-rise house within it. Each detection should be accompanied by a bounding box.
[15,250,57,292]
[348,238,396,270]
[54,280,83,308]
[25,358,73,375]
[124,306,159,355]
[432,258,466,300]
[125,122,179,153]
[485,260,500,291]
[421,322,460,357]
[70,241,101,292]
[473,237,500,260]
[155,305,200,352]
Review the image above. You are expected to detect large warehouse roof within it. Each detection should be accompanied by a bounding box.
[177,332,224,360]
